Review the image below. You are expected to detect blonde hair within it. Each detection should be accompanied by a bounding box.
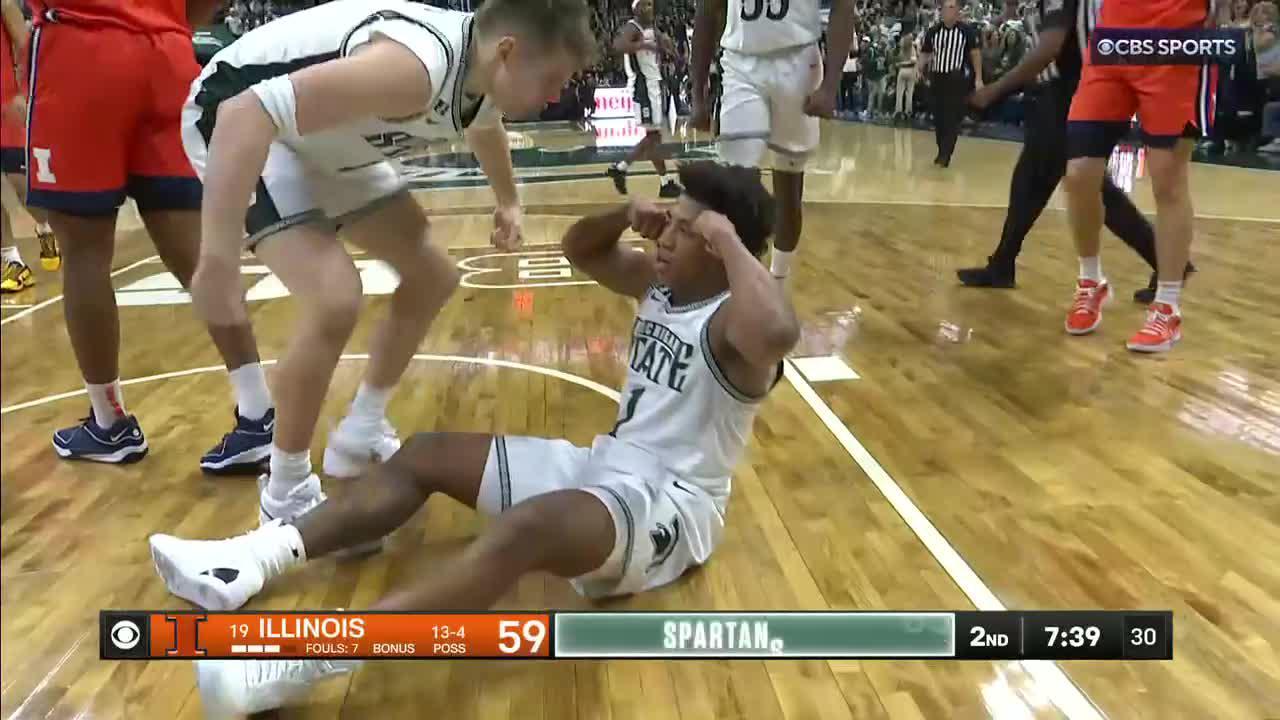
[474,0,598,66]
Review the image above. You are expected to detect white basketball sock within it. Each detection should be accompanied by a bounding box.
[268,447,312,499]
[1154,281,1181,311]
[86,380,126,428]
[348,382,392,424]
[1,246,21,265]
[1078,256,1103,283]
[229,363,272,420]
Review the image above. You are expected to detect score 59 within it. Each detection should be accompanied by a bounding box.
[498,619,548,655]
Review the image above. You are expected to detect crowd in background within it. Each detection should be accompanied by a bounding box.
[197,0,1279,160]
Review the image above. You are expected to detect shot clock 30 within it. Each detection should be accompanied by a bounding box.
[1023,611,1171,660]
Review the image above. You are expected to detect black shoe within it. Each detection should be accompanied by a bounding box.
[957,263,1015,288]
[937,156,951,168]
[1132,262,1196,304]
[605,165,628,195]
[658,179,682,198]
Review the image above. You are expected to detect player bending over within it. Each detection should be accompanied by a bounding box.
[605,0,681,198]
[186,0,594,525]
[149,162,798,715]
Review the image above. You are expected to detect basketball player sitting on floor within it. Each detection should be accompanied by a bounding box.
[185,0,596,528]
[149,162,798,714]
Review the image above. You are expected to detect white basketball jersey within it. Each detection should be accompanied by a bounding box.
[721,0,821,55]
[609,285,776,510]
[191,0,499,175]
[623,19,662,88]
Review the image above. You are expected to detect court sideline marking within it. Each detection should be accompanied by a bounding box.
[783,360,1106,720]
[0,255,159,327]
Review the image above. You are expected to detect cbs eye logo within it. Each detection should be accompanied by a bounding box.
[110,620,142,650]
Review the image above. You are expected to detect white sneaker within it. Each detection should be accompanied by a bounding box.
[149,522,297,611]
[322,417,401,478]
[258,473,326,526]
[195,658,359,717]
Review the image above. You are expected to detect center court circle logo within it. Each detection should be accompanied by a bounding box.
[110,620,141,650]
[1096,38,1115,56]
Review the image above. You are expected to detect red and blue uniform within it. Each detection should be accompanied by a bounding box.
[25,0,201,214]
[1067,0,1217,155]
[1,20,27,173]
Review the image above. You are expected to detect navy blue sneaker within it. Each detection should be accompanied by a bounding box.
[201,407,274,476]
[52,410,148,464]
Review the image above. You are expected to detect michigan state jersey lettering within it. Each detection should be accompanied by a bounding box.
[628,318,695,391]
[608,285,771,510]
[722,0,819,54]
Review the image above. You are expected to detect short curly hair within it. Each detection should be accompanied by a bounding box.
[677,162,776,257]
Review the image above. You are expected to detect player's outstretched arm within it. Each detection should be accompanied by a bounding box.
[193,39,434,327]
[696,211,800,371]
[562,201,658,300]
[464,119,524,251]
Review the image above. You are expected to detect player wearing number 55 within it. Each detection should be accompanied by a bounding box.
[147,161,799,716]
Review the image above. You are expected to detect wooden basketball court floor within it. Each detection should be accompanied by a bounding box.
[1,122,1277,719]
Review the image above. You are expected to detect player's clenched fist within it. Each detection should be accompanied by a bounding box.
[627,198,670,240]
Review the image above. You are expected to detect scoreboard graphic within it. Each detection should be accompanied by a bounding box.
[101,610,1172,661]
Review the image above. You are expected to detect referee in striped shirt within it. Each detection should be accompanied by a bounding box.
[955,0,1187,298]
[917,0,981,167]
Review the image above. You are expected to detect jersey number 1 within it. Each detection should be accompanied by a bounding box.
[741,0,789,21]
[609,388,646,437]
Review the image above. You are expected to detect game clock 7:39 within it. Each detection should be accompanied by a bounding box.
[1023,612,1127,659]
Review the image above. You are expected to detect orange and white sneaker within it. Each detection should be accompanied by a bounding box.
[1126,302,1181,353]
[1064,279,1111,335]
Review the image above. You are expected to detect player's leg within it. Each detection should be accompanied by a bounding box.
[1124,66,1206,353]
[0,170,35,293]
[322,191,460,478]
[764,44,822,281]
[151,433,596,609]
[134,33,273,474]
[29,24,149,462]
[186,486,613,715]
[5,171,59,272]
[1062,66,1136,336]
[253,222,360,519]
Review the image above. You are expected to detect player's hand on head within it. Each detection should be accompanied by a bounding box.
[190,255,249,328]
[491,204,524,251]
[692,209,737,257]
[628,197,670,240]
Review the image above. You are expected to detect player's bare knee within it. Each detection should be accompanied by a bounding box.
[389,432,450,491]
[306,280,362,343]
[1063,160,1103,195]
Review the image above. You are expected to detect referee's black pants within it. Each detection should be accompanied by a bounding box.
[930,70,968,162]
[989,80,1157,272]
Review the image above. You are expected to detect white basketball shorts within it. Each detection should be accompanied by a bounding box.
[477,434,725,599]
[631,77,666,131]
[718,43,823,170]
[180,101,406,249]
